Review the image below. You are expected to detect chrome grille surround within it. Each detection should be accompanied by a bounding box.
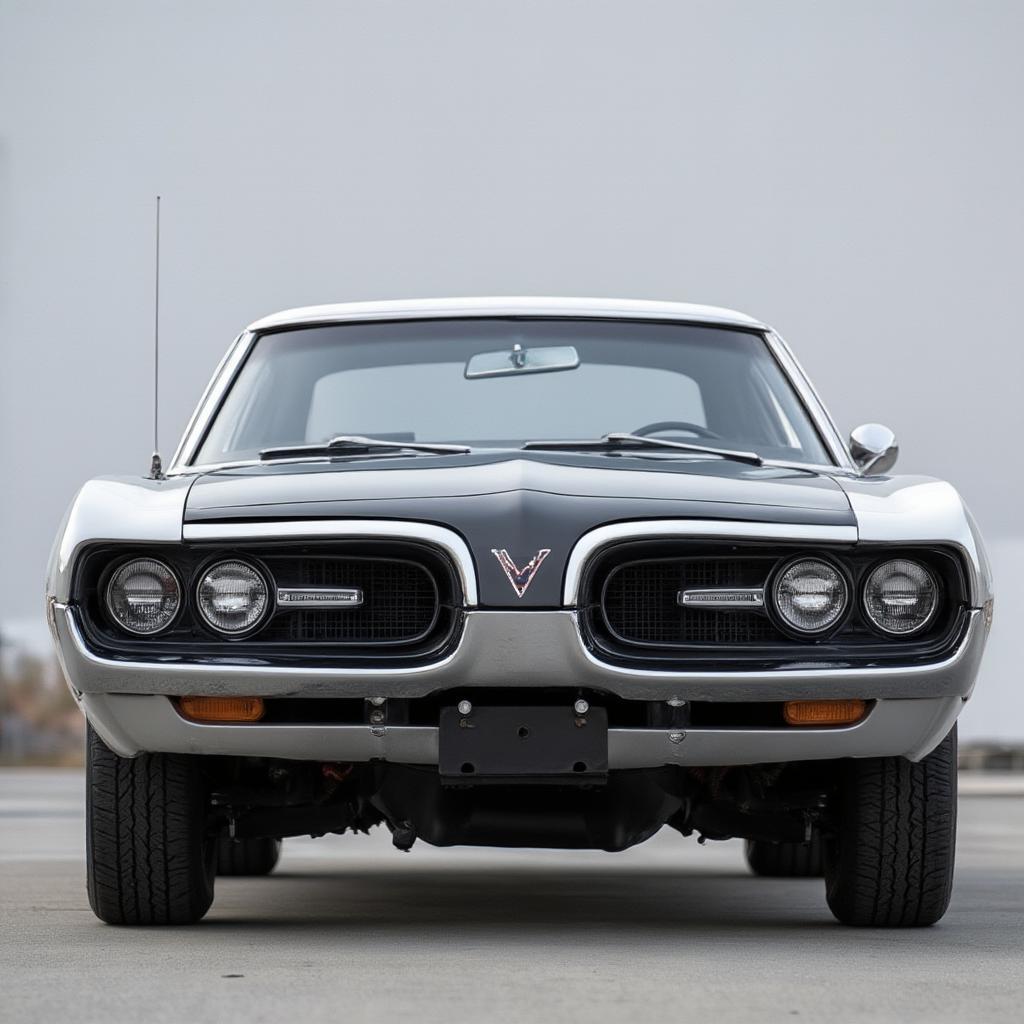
[572,525,970,670]
[73,532,466,667]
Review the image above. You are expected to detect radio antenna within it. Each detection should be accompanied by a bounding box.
[149,195,164,480]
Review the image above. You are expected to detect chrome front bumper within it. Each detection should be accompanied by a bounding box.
[53,601,984,766]
[82,692,963,766]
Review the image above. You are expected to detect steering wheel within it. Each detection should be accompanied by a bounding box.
[630,420,721,440]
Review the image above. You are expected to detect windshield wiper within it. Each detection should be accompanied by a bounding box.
[259,435,472,461]
[521,432,763,466]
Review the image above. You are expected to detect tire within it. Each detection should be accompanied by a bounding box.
[824,726,957,927]
[86,724,216,925]
[745,835,823,877]
[217,837,282,876]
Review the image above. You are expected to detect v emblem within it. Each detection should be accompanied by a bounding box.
[491,548,552,598]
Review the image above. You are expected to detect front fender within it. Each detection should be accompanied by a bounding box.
[45,475,195,604]
[836,474,993,608]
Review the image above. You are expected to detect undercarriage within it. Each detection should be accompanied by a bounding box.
[209,750,826,853]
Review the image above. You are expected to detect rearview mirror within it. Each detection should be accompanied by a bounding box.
[465,344,580,379]
[849,423,899,475]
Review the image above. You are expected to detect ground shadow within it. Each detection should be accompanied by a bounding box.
[203,862,836,935]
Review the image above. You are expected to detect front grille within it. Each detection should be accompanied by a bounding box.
[602,557,781,646]
[582,540,968,669]
[75,539,462,667]
[261,557,439,644]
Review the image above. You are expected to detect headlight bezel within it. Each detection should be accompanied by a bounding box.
[103,556,183,637]
[860,557,941,638]
[768,554,852,639]
[72,540,465,665]
[193,556,275,638]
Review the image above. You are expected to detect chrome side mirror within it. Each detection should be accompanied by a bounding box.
[849,423,899,475]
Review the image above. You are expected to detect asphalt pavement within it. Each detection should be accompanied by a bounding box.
[1,769,1022,1024]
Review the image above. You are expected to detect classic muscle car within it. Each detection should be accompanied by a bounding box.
[47,297,992,927]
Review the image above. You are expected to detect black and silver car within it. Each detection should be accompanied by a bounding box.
[47,297,992,926]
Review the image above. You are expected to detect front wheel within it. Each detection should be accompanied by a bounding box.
[824,726,957,927]
[86,725,216,925]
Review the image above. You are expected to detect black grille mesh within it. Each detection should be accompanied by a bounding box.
[261,557,439,643]
[602,558,781,646]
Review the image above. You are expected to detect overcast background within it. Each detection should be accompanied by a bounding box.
[1,0,1021,737]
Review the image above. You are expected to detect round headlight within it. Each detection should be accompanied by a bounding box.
[772,558,849,636]
[196,560,270,635]
[863,559,938,636]
[105,558,181,635]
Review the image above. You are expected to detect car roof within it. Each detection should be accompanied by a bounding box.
[246,296,768,333]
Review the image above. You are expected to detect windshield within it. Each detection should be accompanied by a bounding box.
[193,318,832,466]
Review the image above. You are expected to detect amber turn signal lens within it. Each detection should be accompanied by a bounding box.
[178,696,265,723]
[783,699,867,727]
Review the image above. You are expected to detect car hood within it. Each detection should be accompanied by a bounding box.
[184,451,853,606]
[187,451,850,513]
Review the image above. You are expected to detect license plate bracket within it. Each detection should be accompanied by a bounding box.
[439,705,608,780]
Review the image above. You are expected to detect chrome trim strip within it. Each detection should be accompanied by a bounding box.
[277,587,364,609]
[183,519,478,606]
[679,588,765,610]
[83,692,963,765]
[563,519,858,606]
[55,603,985,703]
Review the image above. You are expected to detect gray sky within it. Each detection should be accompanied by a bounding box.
[2,1,1022,732]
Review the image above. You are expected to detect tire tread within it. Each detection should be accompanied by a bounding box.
[86,725,214,925]
[825,727,957,927]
